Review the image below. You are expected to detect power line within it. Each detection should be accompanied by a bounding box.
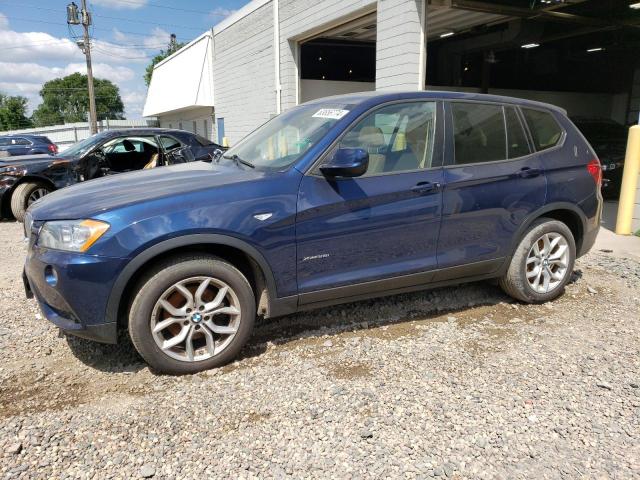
[4,15,186,39]
[0,40,74,50]
[0,1,206,32]
[89,0,220,15]
[0,39,166,51]
[91,46,151,59]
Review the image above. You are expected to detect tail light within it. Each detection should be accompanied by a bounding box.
[586,158,602,187]
[48,143,58,155]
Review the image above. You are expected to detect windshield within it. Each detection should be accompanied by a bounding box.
[223,103,351,170]
[62,132,111,157]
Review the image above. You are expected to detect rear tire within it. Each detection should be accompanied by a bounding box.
[10,182,51,222]
[499,218,575,303]
[128,254,256,375]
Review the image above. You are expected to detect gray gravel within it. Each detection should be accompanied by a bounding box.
[1,220,639,479]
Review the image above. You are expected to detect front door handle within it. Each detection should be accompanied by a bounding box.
[411,181,440,194]
[517,167,542,178]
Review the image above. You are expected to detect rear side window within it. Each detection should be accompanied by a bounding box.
[522,108,563,151]
[505,107,531,158]
[452,103,506,165]
[14,138,31,145]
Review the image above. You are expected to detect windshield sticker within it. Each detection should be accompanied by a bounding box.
[312,108,349,120]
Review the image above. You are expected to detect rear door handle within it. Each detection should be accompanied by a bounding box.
[517,167,542,178]
[411,181,441,194]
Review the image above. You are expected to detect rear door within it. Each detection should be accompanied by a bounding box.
[296,100,445,300]
[437,101,547,276]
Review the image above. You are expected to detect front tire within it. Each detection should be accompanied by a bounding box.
[129,254,256,375]
[499,218,576,303]
[10,182,51,222]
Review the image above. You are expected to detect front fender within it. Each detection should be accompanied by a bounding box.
[104,233,279,325]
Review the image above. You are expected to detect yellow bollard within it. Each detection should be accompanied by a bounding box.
[615,125,640,235]
[222,136,229,148]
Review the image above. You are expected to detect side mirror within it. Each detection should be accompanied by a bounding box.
[320,148,369,178]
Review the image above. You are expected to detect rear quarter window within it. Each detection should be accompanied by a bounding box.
[522,108,563,151]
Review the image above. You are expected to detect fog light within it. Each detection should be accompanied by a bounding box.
[44,266,58,287]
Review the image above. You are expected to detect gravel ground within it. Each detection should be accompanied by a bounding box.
[1,220,639,479]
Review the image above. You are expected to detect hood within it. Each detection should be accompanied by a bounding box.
[29,160,264,221]
[0,153,67,166]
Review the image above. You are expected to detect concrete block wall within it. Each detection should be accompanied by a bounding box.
[212,2,276,145]
[278,0,376,112]
[376,0,424,90]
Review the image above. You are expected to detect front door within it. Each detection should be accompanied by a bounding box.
[296,101,444,303]
[437,101,547,276]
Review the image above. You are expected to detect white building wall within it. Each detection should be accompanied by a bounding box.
[278,0,377,111]
[300,79,375,102]
[376,0,425,90]
[212,2,276,145]
[156,106,214,139]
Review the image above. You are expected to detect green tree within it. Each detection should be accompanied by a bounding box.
[0,93,32,131]
[144,38,185,86]
[31,73,125,127]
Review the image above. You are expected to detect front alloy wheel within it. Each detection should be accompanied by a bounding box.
[129,254,256,374]
[27,187,49,205]
[150,277,242,362]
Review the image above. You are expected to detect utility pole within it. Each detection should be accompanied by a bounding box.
[67,1,97,134]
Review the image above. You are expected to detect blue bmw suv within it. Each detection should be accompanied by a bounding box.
[23,91,602,374]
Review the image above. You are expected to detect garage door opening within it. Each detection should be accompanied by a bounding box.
[425,0,640,228]
[299,12,376,103]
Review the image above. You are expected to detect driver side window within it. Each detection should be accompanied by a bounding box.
[338,102,437,176]
[103,136,160,173]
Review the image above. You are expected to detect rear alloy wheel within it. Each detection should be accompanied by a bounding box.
[129,254,255,374]
[525,232,570,294]
[10,182,51,222]
[499,218,576,303]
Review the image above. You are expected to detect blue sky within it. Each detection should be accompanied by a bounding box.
[0,0,250,120]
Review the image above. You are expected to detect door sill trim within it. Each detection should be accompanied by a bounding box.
[298,257,505,306]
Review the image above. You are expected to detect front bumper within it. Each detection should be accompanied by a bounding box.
[24,244,128,344]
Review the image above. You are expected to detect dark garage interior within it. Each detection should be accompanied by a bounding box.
[427,0,640,126]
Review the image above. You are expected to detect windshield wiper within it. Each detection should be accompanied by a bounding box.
[222,153,255,169]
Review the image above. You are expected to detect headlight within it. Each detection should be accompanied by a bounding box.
[38,219,110,252]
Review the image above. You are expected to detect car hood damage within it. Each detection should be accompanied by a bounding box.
[0,154,67,166]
